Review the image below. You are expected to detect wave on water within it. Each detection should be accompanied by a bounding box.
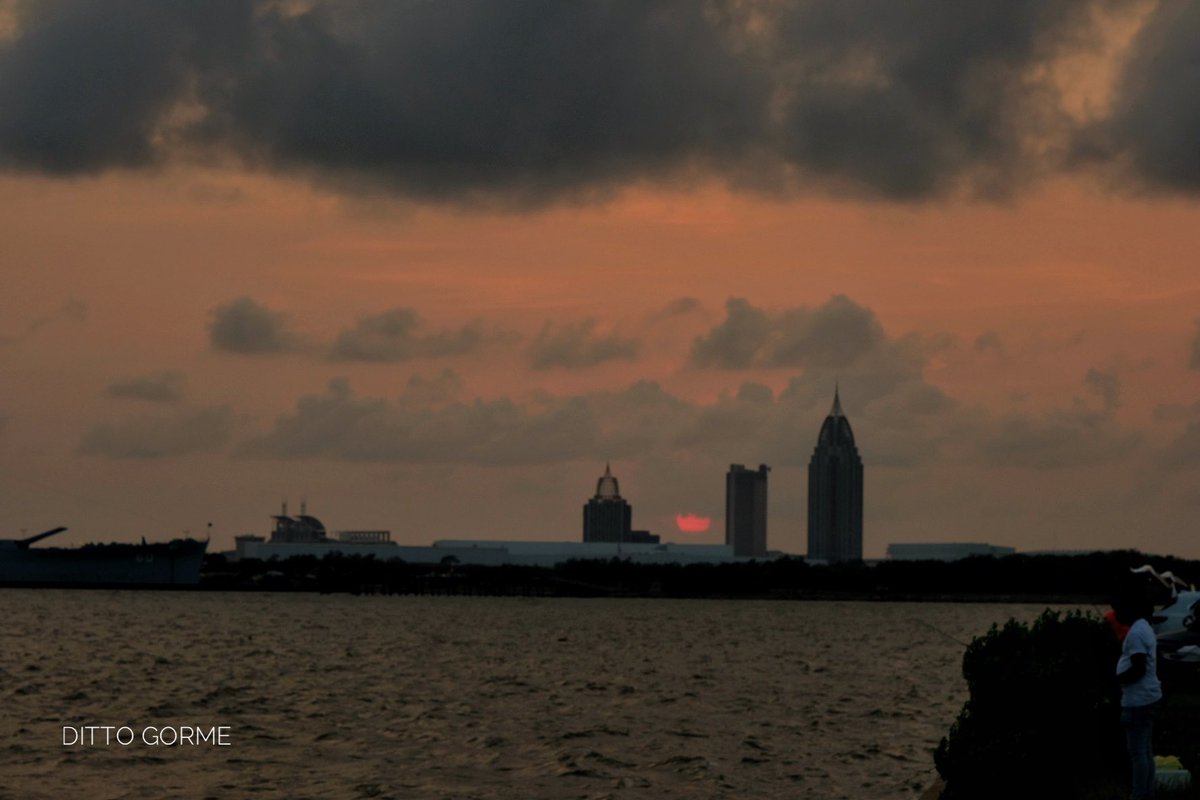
[2,592,1058,799]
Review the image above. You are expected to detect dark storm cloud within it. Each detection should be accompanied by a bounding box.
[105,371,185,403]
[690,295,886,369]
[0,0,252,174]
[0,0,763,200]
[527,319,638,370]
[208,296,301,355]
[330,308,491,362]
[78,405,235,459]
[1084,3,1200,195]
[766,1,1094,199]
[6,0,1175,203]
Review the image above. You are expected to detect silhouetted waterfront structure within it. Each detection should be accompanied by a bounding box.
[268,500,329,543]
[582,464,657,544]
[807,388,863,563]
[726,463,769,557]
[265,500,392,545]
[887,542,1014,561]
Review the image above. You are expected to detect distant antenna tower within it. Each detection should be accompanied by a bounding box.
[282,497,288,516]
[301,496,307,516]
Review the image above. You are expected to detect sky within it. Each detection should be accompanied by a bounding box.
[3,0,1200,558]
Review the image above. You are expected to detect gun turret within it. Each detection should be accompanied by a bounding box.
[16,527,68,549]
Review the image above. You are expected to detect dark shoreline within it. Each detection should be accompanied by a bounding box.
[5,548,1191,603]
[0,583,1111,604]
[198,548,1194,600]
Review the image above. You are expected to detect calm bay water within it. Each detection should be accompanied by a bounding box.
[1,592,1074,799]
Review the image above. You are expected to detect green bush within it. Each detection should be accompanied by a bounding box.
[934,610,1127,800]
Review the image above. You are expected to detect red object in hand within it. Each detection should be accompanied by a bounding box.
[1104,608,1130,642]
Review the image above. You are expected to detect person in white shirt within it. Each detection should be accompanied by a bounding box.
[1114,592,1163,800]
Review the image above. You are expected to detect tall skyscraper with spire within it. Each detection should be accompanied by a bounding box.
[807,388,863,563]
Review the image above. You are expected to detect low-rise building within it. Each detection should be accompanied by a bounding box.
[886,542,1015,562]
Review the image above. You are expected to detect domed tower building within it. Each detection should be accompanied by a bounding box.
[583,463,633,543]
[807,388,863,563]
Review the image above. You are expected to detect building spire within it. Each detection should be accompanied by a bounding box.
[595,462,620,500]
[831,383,843,417]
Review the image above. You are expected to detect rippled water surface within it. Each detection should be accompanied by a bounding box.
[1,592,1071,799]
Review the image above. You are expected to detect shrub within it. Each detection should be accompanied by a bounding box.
[934,610,1127,799]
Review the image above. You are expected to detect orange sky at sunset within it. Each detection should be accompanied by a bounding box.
[6,169,1200,557]
[4,1,1200,558]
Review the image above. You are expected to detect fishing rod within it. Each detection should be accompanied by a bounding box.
[914,618,970,648]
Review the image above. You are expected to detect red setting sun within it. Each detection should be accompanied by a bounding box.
[675,513,712,534]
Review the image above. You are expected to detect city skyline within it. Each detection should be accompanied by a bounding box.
[4,3,1200,559]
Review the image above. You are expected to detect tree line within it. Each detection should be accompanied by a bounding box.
[199,549,1198,601]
